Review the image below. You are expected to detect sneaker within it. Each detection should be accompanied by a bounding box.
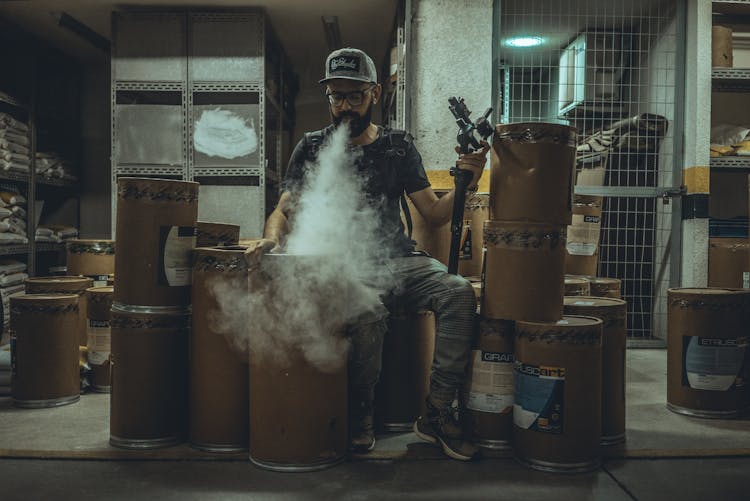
[413,398,478,461]
[349,400,375,453]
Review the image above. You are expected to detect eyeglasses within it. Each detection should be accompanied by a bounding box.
[325,86,374,107]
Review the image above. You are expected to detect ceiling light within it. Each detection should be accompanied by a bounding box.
[505,36,544,48]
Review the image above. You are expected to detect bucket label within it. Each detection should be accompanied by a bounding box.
[682,336,748,391]
[513,362,565,434]
[87,320,111,365]
[465,349,514,413]
[566,213,601,256]
[159,225,196,287]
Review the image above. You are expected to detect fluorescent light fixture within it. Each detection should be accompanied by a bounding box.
[505,36,544,48]
[322,16,342,52]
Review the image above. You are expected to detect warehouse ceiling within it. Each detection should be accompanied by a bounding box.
[0,0,398,85]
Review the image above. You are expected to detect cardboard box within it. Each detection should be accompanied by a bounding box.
[708,237,749,288]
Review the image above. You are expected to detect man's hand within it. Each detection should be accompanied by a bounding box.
[243,238,280,269]
[455,140,490,190]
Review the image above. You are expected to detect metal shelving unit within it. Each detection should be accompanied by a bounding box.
[710,156,750,169]
[712,68,750,91]
[112,10,296,239]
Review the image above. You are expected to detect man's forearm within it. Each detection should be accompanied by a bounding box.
[263,209,289,243]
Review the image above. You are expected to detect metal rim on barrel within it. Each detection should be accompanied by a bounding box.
[111,302,191,315]
[514,456,602,474]
[109,435,182,450]
[249,455,346,473]
[12,394,80,409]
[666,403,744,419]
[190,442,248,453]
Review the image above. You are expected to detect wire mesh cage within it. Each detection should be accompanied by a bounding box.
[494,0,680,343]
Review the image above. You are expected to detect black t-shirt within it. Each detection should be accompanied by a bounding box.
[283,125,431,257]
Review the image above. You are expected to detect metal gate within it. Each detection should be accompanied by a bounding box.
[493,0,685,346]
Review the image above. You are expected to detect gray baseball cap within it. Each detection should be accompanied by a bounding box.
[319,47,378,84]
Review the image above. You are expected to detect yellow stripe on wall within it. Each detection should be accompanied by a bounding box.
[425,169,491,193]
[683,166,709,194]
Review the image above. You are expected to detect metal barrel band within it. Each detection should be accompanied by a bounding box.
[249,455,345,473]
[475,439,511,451]
[601,433,626,446]
[109,435,182,450]
[111,302,191,315]
[190,442,248,453]
[666,402,745,419]
[380,422,414,433]
[13,394,79,409]
[514,456,601,474]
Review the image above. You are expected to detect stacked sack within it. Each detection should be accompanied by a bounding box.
[0,112,30,175]
[36,151,76,181]
[0,259,27,336]
[36,224,78,243]
[0,191,28,246]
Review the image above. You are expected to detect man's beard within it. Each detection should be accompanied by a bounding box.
[331,103,373,138]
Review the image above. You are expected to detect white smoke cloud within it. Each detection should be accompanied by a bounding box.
[207,125,398,372]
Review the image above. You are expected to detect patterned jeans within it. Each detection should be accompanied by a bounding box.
[347,255,477,407]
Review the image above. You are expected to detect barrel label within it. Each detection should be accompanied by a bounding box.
[87,320,111,365]
[566,213,600,256]
[87,275,109,287]
[682,336,748,391]
[513,362,565,434]
[159,225,197,287]
[465,349,514,413]
[744,272,749,289]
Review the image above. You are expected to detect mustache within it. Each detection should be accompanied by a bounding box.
[336,111,360,120]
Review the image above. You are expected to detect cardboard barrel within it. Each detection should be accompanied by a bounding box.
[564,297,627,445]
[589,278,622,299]
[513,316,603,473]
[708,238,749,288]
[86,286,113,393]
[10,294,80,408]
[465,317,515,451]
[564,277,591,297]
[490,123,577,225]
[248,253,348,471]
[25,276,94,346]
[196,222,241,248]
[483,220,566,322]
[190,247,249,452]
[458,193,489,278]
[249,347,348,471]
[66,239,115,286]
[667,288,750,418]
[114,178,198,308]
[375,310,435,431]
[110,305,190,449]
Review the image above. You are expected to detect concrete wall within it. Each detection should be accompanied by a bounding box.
[409,0,494,170]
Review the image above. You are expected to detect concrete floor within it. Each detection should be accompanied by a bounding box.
[0,349,748,499]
